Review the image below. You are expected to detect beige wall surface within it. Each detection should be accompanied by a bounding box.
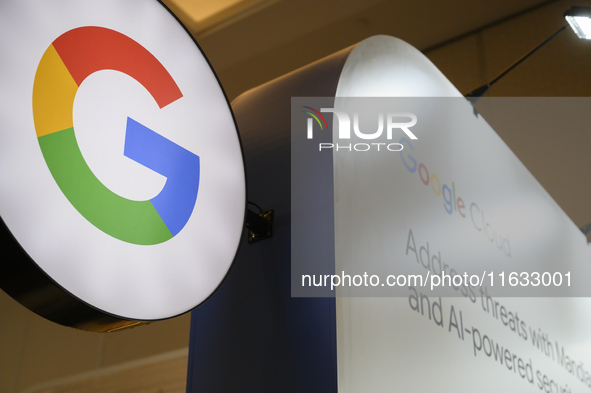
[2,0,591,392]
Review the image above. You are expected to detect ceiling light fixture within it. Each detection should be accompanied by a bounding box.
[565,6,591,39]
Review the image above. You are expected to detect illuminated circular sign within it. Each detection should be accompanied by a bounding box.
[0,1,245,329]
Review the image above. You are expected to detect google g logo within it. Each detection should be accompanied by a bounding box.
[33,26,198,245]
[0,0,245,329]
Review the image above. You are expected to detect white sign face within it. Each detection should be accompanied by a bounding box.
[0,1,245,320]
[331,94,591,387]
[290,36,591,392]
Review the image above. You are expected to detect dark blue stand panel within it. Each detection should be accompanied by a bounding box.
[186,230,337,392]
[186,46,355,393]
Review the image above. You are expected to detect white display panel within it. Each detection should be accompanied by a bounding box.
[331,36,591,392]
[0,1,245,321]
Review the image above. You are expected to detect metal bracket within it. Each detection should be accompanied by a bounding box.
[246,207,274,243]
